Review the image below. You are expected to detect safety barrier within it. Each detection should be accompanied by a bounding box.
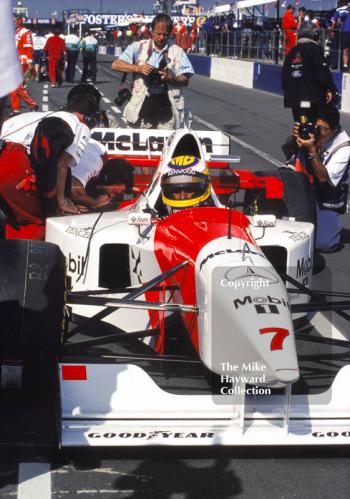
[187,54,350,113]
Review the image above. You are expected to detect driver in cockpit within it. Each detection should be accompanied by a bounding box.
[160,155,214,213]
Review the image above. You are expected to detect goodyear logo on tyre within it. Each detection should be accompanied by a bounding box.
[168,155,199,169]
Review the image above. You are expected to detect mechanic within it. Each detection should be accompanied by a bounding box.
[69,138,111,211]
[282,21,338,123]
[293,105,350,252]
[0,0,21,129]
[282,5,298,56]
[161,155,213,214]
[80,30,98,83]
[0,117,74,239]
[66,83,112,127]
[1,92,99,215]
[44,28,66,88]
[65,28,80,83]
[111,14,194,129]
[85,158,135,206]
[10,14,38,115]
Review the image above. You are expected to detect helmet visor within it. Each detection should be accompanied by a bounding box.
[162,180,208,200]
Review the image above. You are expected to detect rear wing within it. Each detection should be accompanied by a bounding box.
[91,128,230,164]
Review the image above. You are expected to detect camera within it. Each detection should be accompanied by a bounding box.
[298,119,319,140]
[147,55,169,86]
[114,87,132,107]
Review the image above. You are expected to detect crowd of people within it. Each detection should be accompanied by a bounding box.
[11,14,99,116]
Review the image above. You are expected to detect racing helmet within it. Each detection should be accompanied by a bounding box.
[161,155,211,211]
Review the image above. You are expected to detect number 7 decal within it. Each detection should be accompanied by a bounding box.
[259,327,289,351]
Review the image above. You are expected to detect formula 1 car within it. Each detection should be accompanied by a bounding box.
[1,125,350,447]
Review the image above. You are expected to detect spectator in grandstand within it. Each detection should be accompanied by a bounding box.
[282,21,337,123]
[282,5,298,56]
[81,30,98,83]
[330,2,350,71]
[111,13,194,130]
[292,105,350,252]
[0,0,21,128]
[65,29,81,83]
[44,28,66,88]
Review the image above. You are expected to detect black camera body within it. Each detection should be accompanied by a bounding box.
[298,121,319,140]
[114,87,132,107]
[147,55,169,86]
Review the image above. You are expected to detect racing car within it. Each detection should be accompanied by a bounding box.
[1,124,350,447]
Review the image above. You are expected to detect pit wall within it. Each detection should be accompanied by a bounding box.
[100,47,348,113]
[187,54,348,113]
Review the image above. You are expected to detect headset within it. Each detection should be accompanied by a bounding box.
[83,109,101,129]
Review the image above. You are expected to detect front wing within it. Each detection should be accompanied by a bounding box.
[60,360,350,447]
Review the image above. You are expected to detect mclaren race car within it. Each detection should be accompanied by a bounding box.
[1,125,350,447]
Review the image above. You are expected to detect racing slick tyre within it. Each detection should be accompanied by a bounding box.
[243,169,317,226]
[0,240,66,389]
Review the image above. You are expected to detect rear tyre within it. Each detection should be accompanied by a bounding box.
[243,169,316,225]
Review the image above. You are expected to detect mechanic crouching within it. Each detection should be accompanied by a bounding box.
[292,105,350,252]
[0,117,74,239]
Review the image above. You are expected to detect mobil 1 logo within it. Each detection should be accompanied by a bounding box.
[233,295,290,315]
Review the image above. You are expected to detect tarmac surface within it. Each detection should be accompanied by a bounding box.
[0,54,350,498]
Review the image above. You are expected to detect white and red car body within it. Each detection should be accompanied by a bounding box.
[45,127,350,447]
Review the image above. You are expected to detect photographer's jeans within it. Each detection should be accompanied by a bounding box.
[315,203,342,252]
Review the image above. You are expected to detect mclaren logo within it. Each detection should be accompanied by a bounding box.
[88,431,215,440]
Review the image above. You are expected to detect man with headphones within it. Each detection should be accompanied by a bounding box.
[1,91,100,214]
[111,14,193,129]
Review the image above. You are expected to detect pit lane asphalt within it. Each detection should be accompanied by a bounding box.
[1,54,350,499]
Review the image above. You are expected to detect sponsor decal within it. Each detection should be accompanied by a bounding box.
[312,431,350,438]
[87,431,215,440]
[296,256,312,278]
[253,214,276,227]
[259,327,290,351]
[169,155,199,168]
[91,131,214,155]
[199,247,265,271]
[68,253,86,278]
[128,213,152,226]
[284,230,309,241]
[66,226,93,239]
[233,295,290,311]
[291,70,302,78]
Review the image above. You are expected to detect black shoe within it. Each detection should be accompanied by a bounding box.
[31,105,39,112]
[9,110,21,117]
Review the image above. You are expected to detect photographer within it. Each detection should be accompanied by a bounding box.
[293,106,350,252]
[282,21,338,123]
[111,14,194,129]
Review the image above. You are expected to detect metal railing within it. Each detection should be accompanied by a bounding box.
[103,28,343,69]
